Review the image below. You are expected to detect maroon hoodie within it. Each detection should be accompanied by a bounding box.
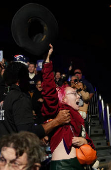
[41,61,95,154]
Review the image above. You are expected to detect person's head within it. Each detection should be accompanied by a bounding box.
[3,62,29,92]
[0,131,45,170]
[57,85,80,110]
[55,71,61,80]
[77,81,86,91]
[14,55,29,66]
[28,62,36,74]
[74,69,82,80]
[77,82,83,90]
[0,62,6,76]
[70,75,79,88]
[78,82,84,90]
[36,80,42,91]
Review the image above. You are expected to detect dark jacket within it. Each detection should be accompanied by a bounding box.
[0,84,45,138]
[29,73,42,92]
[32,89,44,124]
[0,76,5,102]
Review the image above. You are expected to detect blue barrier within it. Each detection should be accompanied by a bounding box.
[104,107,109,141]
[98,100,102,122]
[98,95,111,147]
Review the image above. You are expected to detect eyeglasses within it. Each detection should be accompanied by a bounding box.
[74,72,81,75]
[70,79,78,82]
[0,156,27,170]
[66,92,78,96]
[36,84,41,86]
[74,79,78,83]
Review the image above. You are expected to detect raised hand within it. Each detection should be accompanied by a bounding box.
[45,44,53,63]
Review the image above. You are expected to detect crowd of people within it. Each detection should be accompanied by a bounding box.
[0,46,109,170]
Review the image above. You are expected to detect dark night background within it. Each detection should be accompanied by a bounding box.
[0,1,111,104]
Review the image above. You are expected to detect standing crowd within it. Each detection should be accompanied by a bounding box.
[0,45,106,170]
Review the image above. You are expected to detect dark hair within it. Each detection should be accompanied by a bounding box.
[78,81,87,91]
[28,62,36,67]
[55,71,61,74]
[36,79,42,84]
[3,62,29,92]
[0,131,45,170]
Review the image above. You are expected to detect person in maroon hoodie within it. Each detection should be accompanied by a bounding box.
[41,44,96,170]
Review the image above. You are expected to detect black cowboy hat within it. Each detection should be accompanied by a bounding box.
[11,3,58,56]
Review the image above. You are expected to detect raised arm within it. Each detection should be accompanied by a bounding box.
[45,44,53,63]
[41,44,59,117]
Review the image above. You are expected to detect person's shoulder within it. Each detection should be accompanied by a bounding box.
[34,73,42,80]
[82,78,95,93]
[82,78,89,83]
[32,89,40,96]
[82,78,93,86]
[6,85,24,100]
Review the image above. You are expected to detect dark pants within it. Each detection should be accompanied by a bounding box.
[50,157,84,170]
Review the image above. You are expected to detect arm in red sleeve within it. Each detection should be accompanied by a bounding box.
[41,61,59,117]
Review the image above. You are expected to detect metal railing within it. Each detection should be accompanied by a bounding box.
[87,90,98,137]
[88,89,111,147]
[98,95,111,147]
[88,90,98,117]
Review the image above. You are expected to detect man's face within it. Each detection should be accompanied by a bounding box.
[70,76,78,87]
[55,72,61,79]
[63,87,80,110]
[0,147,28,170]
[28,64,35,73]
[74,69,82,80]
[36,81,42,91]
[77,82,83,90]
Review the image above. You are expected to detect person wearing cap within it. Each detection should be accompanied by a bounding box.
[0,60,71,139]
[14,54,29,66]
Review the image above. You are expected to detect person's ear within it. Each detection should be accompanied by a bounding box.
[62,96,66,103]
